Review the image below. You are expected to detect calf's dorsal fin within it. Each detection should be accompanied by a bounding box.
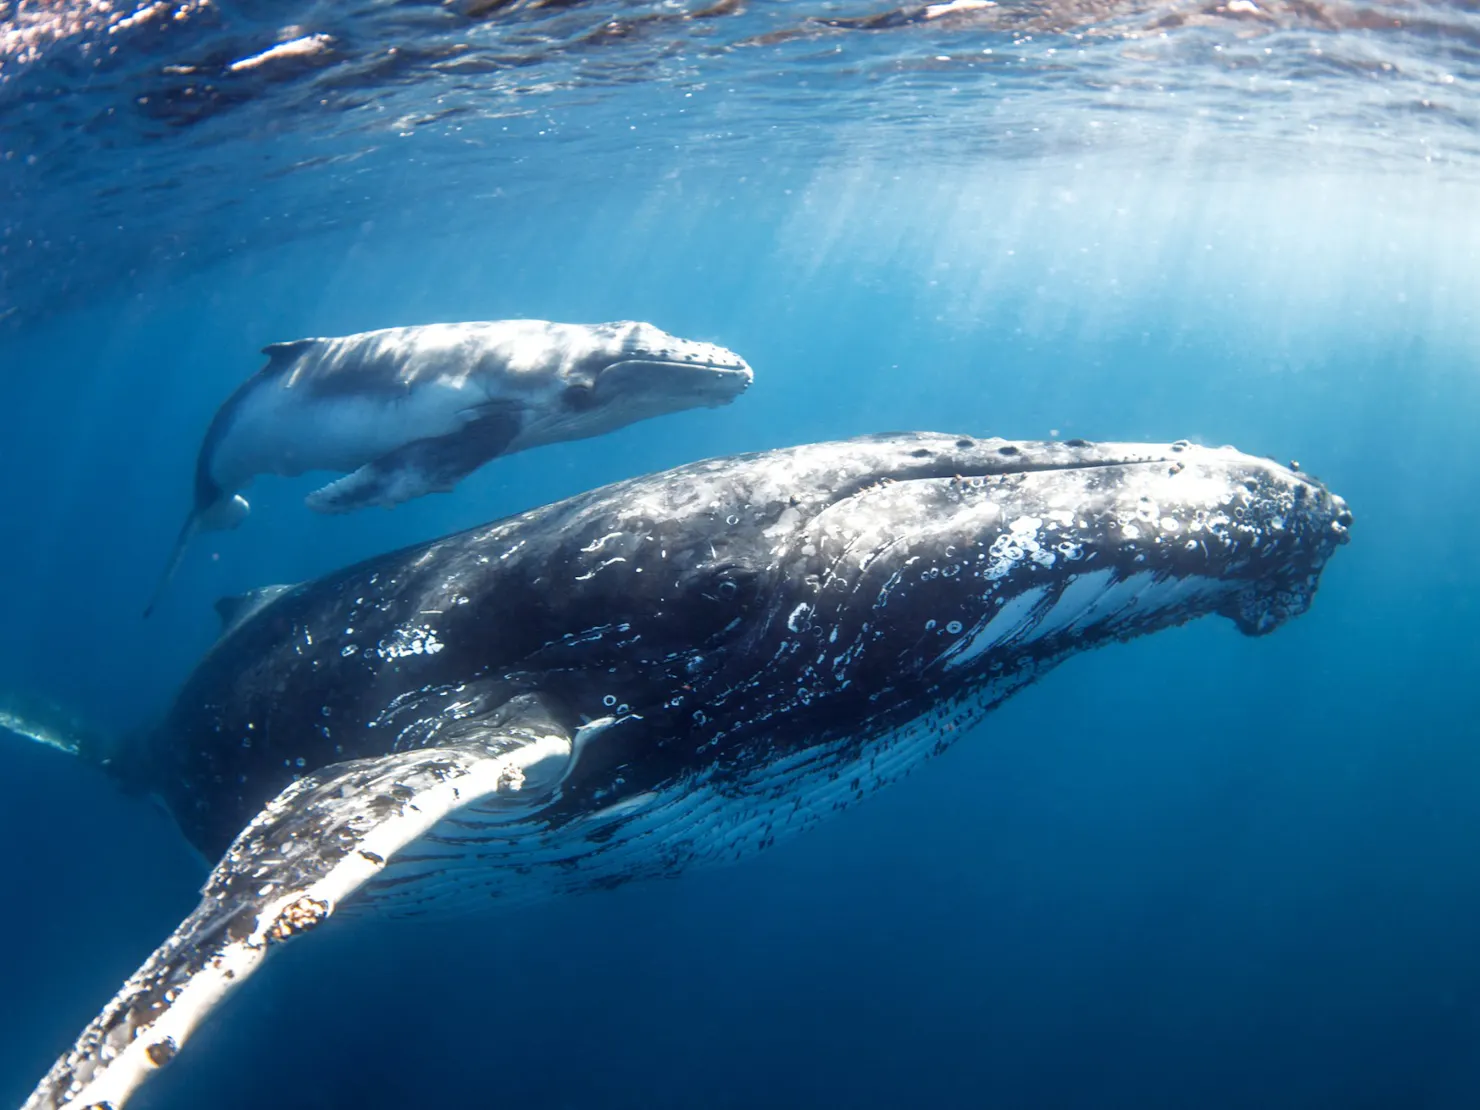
[259,338,317,371]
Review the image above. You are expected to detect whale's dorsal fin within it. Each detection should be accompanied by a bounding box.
[260,338,316,371]
[213,584,297,638]
[22,694,578,1110]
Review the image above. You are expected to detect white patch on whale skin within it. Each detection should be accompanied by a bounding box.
[376,626,444,660]
[936,569,1226,674]
[581,531,626,553]
[1027,569,1118,642]
[940,585,1049,670]
[1026,571,1221,644]
[984,514,1046,579]
[787,602,814,632]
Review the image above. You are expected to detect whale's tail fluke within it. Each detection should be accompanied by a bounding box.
[142,512,200,620]
[143,494,250,619]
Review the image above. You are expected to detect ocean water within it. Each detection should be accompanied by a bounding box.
[3,2,1480,1107]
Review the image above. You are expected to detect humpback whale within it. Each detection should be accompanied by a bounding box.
[142,319,753,616]
[21,432,1352,1110]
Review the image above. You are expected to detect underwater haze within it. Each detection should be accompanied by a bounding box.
[3,1,1480,1107]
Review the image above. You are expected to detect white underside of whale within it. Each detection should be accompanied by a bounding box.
[209,375,499,490]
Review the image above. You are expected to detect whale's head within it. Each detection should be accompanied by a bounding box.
[703,434,1351,738]
[522,434,1351,759]
[511,320,752,448]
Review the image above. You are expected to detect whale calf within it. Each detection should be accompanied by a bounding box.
[22,432,1351,1109]
[143,318,753,615]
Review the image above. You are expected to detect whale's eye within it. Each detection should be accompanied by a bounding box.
[695,566,760,645]
[705,565,758,609]
[563,383,596,411]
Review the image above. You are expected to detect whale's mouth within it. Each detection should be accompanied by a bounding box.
[597,358,754,406]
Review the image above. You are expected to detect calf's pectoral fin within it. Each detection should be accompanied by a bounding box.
[23,706,575,1110]
[303,401,522,514]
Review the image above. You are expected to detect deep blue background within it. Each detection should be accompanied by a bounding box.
[3,169,1479,1108]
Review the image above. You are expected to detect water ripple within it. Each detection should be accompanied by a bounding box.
[2,0,1478,323]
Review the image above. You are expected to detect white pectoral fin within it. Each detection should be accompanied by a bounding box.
[24,709,575,1110]
[303,402,523,514]
[303,457,434,513]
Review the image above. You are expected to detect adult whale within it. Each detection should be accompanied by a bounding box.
[142,318,753,616]
[23,432,1352,1110]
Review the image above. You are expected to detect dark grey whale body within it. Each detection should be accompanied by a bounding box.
[24,432,1352,1110]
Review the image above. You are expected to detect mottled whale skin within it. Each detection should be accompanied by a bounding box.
[142,318,753,615]
[26,433,1352,1110]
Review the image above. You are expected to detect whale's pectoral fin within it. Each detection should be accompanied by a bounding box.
[303,401,523,514]
[24,699,575,1110]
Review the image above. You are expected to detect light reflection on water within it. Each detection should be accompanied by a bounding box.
[2,0,1479,325]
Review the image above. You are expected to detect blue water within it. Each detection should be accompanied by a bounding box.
[5,3,1480,1107]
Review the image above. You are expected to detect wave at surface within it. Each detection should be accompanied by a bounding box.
[2,0,1478,325]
